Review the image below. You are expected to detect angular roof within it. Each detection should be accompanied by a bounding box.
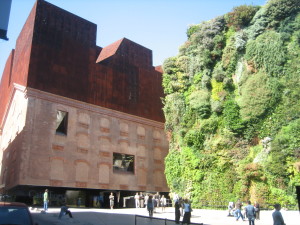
[96,38,124,63]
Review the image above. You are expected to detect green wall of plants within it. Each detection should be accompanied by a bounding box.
[162,0,300,209]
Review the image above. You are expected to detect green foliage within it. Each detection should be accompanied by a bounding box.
[186,24,200,39]
[182,16,226,76]
[264,0,300,28]
[273,119,300,157]
[246,6,269,40]
[165,149,185,193]
[225,5,260,30]
[188,90,211,119]
[247,0,300,39]
[184,129,205,150]
[162,0,300,208]
[245,30,286,77]
[212,63,226,82]
[163,93,185,132]
[221,30,248,77]
[162,57,189,94]
[268,187,297,208]
[239,71,275,120]
[211,79,225,101]
[223,97,245,134]
[238,162,266,199]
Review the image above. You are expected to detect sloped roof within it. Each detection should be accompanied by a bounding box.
[96,38,124,63]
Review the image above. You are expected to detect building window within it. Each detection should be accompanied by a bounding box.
[56,110,68,135]
[113,153,134,174]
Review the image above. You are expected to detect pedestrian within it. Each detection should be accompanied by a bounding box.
[180,197,184,216]
[175,199,181,224]
[245,200,255,225]
[144,194,149,208]
[227,201,235,216]
[109,192,114,209]
[161,195,167,212]
[58,202,73,219]
[99,194,104,208]
[154,192,160,211]
[234,199,244,221]
[134,192,140,208]
[147,195,154,217]
[140,192,145,208]
[173,192,179,207]
[77,198,81,207]
[272,203,286,225]
[182,199,192,225]
[254,201,260,220]
[43,189,49,212]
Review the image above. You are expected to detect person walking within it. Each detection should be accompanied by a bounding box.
[135,192,140,208]
[245,200,256,225]
[175,199,181,224]
[109,192,114,209]
[182,199,192,225]
[140,192,145,208]
[154,192,160,211]
[147,195,155,217]
[43,189,49,212]
[227,201,235,216]
[254,201,260,220]
[235,199,244,221]
[161,195,167,212]
[144,194,149,208]
[58,202,73,219]
[272,203,286,225]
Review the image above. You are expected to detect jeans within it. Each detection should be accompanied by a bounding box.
[43,201,48,211]
[58,209,73,219]
[235,209,244,220]
[248,217,255,225]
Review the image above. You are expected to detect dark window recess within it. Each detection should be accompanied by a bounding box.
[56,111,68,135]
[113,153,134,174]
[128,70,138,102]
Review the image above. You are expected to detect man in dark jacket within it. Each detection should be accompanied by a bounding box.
[58,202,73,219]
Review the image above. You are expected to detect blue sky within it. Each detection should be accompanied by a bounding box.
[0,0,267,78]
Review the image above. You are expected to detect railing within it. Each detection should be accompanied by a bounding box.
[134,215,203,225]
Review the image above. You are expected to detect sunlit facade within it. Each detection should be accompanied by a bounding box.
[0,0,169,207]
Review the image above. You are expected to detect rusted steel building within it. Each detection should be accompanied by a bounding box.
[0,0,169,207]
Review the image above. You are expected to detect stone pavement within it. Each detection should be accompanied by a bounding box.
[31,207,300,225]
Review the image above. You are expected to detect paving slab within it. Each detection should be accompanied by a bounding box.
[31,207,300,225]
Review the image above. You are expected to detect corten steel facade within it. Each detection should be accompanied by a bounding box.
[0,0,169,206]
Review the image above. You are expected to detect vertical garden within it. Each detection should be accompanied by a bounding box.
[163,0,300,208]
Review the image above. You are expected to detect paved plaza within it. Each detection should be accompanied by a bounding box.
[31,206,299,225]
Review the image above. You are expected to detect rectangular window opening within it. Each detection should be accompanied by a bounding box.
[113,153,134,174]
[56,110,68,135]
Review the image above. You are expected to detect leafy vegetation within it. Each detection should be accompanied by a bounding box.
[162,0,300,209]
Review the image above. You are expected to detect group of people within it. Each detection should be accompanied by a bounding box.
[145,192,192,225]
[134,192,167,211]
[228,199,260,223]
[43,189,287,225]
[228,199,286,225]
[174,198,193,224]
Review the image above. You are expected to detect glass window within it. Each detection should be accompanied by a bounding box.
[56,110,68,135]
[113,153,134,174]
